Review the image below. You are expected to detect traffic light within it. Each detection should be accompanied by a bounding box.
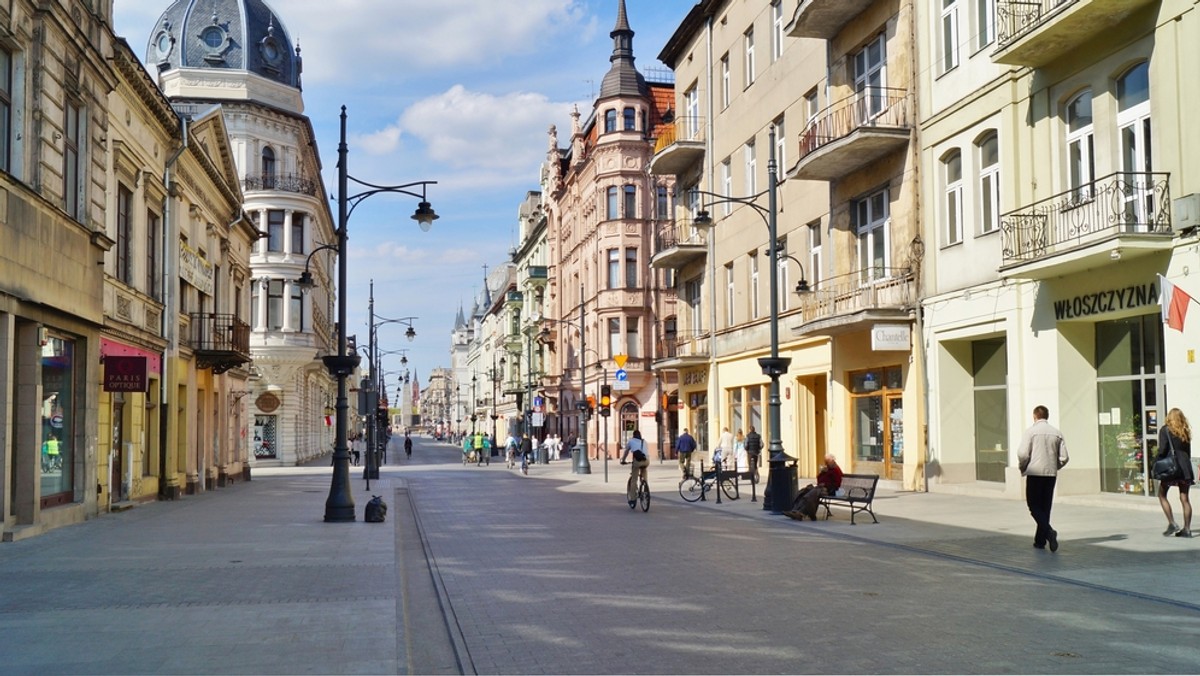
[599,384,612,417]
[586,394,596,415]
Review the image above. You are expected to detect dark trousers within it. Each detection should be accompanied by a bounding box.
[1025,475,1057,545]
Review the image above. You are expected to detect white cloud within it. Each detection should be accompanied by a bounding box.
[284,0,599,84]
[351,124,403,156]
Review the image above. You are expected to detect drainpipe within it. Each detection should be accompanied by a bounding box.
[158,114,188,499]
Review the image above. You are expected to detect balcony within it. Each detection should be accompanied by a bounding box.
[651,218,707,270]
[993,0,1158,67]
[999,172,1172,280]
[652,328,710,371]
[242,173,320,198]
[505,290,523,307]
[786,0,876,40]
[789,88,912,181]
[649,116,705,176]
[792,269,916,337]
[189,313,251,374]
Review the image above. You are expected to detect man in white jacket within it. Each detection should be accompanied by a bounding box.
[1017,405,1069,552]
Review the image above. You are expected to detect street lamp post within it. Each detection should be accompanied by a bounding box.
[315,106,436,522]
[366,297,416,481]
[694,126,806,514]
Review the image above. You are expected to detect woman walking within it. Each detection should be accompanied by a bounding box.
[1158,407,1195,537]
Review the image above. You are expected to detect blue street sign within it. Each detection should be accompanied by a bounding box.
[615,369,628,381]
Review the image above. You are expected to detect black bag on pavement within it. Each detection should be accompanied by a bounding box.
[364,495,388,523]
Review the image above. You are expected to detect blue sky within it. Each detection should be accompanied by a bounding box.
[113,0,693,391]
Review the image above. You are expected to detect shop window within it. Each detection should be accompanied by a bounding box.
[849,366,904,479]
[730,388,744,435]
[40,335,76,507]
[1097,314,1163,496]
[254,415,277,458]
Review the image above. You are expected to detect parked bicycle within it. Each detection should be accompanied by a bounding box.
[679,461,739,503]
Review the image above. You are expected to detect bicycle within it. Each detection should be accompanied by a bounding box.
[622,462,651,512]
[679,463,739,503]
[520,450,529,475]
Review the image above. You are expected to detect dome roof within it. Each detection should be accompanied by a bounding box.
[147,0,301,91]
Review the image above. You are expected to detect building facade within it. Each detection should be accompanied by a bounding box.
[146,0,337,469]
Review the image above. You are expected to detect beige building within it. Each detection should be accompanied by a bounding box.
[917,0,1200,501]
[650,0,925,489]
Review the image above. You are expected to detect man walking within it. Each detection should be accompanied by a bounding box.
[676,428,697,478]
[1017,405,1069,552]
[744,426,763,482]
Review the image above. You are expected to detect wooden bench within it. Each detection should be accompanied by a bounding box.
[818,473,879,524]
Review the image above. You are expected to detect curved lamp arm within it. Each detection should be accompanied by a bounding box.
[373,314,418,342]
[294,242,341,290]
[767,249,812,294]
[346,178,439,231]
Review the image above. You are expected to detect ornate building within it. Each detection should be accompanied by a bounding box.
[145,0,337,468]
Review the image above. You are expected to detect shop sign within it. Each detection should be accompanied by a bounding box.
[871,324,910,351]
[682,368,707,386]
[1053,281,1156,320]
[179,241,215,296]
[103,356,148,392]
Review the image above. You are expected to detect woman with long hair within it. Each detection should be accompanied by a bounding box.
[1158,407,1195,537]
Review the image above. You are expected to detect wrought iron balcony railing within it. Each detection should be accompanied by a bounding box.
[1000,172,1171,264]
[653,218,707,254]
[655,328,710,361]
[242,173,321,197]
[997,0,1071,47]
[796,269,916,326]
[797,87,912,160]
[189,313,251,374]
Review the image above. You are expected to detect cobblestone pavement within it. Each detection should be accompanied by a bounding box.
[1,435,1198,675]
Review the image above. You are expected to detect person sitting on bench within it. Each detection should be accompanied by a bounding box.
[785,454,843,521]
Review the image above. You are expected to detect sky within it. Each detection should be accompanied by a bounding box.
[112,0,694,394]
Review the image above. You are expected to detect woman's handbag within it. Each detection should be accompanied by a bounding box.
[1152,434,1183,481]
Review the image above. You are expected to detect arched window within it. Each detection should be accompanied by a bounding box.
[623,107,636,130]
[605,109,617,133]
[1117,62,1152,224]
[261,146,276,188]
[943,150,963,245]
[976,132,1000,233]
[1065,90,1094,201]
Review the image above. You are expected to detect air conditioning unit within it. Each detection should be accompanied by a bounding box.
[1172,193,1200,232]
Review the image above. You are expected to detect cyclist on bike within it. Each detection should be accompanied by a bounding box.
[403,434,412,460]
[620,430,650,508]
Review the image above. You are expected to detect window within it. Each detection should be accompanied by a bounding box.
[266,279,284,329]
[656,185,670,219]
[744,27,756,86]
[808,221,822,288]
[626,317,639,358]
[776,236,789,312]
[944,151,963,245]
[606,186,619,219]
[1117,62,1152,226]
[608,248,620,289]
[720,159,732,216]
[288,282,303,331]
[40,335,77,506]
[684,85,700,139]
[147,210,159,299]
[686,278,703,333]
[625,247,638,287]
[805,88,819,124]
[725,263,735,326]
[976,0,995,50]
[624,107,636,131]
[973,337,1008,482]
[623,184,637,218]
[750,253,760,320]
[744,140,757,195]
[1066,90,1095,202]
[290,212,305,254]
[605,109,617,133]
[941,0,959,74]
[116,184,133,284]
[0,48,12,172]
[771,1,784,62]
[608,318,621,357]
[251,280,261,329]
[854,35,887,120]
[773,116,786,170]
[978,133,1000,233]
[854,188,890,281]
[720,54,730,109]
[267,209,285,252]
[63,101,82,220]
[261,146,276,186]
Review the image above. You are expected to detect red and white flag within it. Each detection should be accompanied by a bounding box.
[1159,274,1195,332]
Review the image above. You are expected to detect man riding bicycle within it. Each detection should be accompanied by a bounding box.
[620,430,650,508]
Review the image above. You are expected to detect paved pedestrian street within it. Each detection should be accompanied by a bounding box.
[2,435,1199,675]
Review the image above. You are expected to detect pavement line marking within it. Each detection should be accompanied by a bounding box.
[405,484,476,674]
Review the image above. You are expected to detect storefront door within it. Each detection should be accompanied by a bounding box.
[112,398,125,502]
[850,366,904,481]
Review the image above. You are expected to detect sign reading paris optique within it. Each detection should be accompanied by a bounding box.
[103,356,148,393]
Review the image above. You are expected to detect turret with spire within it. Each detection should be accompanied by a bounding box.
[599,0,648,100]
